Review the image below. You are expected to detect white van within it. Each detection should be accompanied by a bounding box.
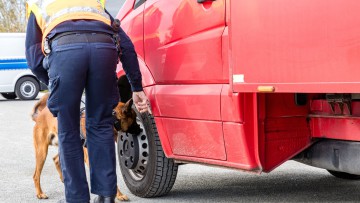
[0,33,46,100]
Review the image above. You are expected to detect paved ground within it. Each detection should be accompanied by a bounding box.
[1,94,360,203]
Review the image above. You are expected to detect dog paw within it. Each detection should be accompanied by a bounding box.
[37,193,48,199]
[116,194,129,201]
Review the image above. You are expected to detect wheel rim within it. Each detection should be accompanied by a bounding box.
[119,116,150,181]
[20,81,36,98]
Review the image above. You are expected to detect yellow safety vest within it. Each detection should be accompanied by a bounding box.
[26,0,111,53]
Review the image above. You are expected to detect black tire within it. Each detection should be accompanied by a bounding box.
[117,110,178,197]
[15,77,39,100]
[327,170,360,180]
[1,93,17,100]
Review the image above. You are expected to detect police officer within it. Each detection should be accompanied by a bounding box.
[25,0,151,202]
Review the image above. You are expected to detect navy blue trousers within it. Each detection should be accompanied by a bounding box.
[44,33,119,203]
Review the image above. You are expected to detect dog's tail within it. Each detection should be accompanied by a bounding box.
[31,93,49,121]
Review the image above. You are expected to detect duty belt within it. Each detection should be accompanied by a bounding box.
[43,32,114,54]
[53,32,113,45]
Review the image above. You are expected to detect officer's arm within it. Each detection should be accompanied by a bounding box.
[105,9,143,92]
[117,27,143,92]
[25,12,49,85]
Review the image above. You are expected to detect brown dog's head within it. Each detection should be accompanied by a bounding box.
[81,99,142,140]
[113,99,142,135]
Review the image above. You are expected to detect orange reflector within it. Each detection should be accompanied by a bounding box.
[257,86,275,92]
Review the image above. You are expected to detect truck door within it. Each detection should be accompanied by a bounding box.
[118,0,145,59]
[143,0,227,160]
[230,0,360,93]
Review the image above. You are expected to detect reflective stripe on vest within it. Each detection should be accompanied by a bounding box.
[26,0,111,53]
[45,7,110,28]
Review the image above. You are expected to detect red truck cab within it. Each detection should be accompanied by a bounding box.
[115,0,360,197]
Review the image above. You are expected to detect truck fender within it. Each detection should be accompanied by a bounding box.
[116,56,158,115]
[116,57,173,155]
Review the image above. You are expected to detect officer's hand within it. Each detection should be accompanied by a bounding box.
[132,91,152,114]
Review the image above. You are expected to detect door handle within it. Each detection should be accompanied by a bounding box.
[197,0,215,3]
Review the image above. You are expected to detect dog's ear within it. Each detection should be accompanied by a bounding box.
[31,93,49,121]
[31,101,41,121]
[127,98,133,112]
[123,98,133,114]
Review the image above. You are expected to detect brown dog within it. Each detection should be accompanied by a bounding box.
[31,93,139,201]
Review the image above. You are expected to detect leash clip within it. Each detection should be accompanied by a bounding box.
[43,37,52,55]
[112,19,121,62]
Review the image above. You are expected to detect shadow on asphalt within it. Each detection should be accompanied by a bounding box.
[160,171,360,202]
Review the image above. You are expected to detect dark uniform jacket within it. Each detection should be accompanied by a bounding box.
[25,10,143,92]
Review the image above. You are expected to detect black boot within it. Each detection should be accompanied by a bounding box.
[93,195,115,203]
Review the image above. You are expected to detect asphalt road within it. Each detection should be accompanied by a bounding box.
[1,94,360,203]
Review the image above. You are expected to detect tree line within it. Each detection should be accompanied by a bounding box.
[0,0,26,32]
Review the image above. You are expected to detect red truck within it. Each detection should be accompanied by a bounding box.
[115,0,360,197]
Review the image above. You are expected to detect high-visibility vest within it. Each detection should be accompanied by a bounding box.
[26,0,111,53]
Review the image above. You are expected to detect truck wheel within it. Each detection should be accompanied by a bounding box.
[327,170,360,180]
[117,110,178,197]
[15,77,39,100]
[1,93,17,100]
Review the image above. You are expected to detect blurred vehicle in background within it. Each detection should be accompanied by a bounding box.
[0,33,47,100]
